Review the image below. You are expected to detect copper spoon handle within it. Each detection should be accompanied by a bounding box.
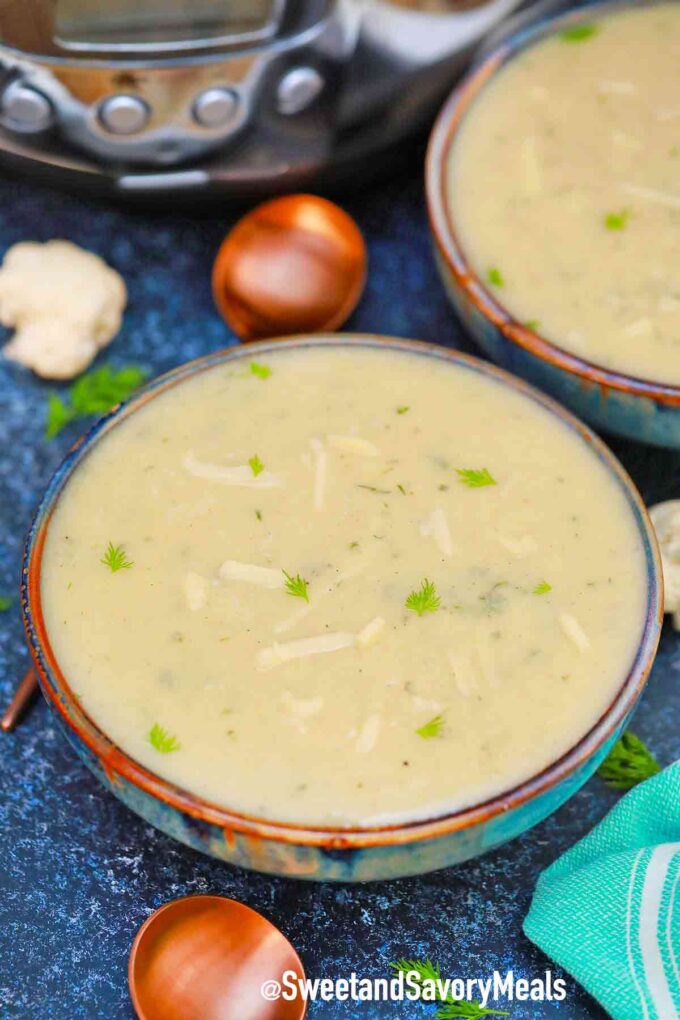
[1,669,39,732]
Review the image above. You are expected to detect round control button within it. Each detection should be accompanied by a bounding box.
[98,95,150,135]
[192,87,239,129]
[276,67,324,116]
[1,81,53,132]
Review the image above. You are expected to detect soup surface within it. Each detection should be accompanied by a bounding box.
[41,344,647,826]
[449,4,680,384]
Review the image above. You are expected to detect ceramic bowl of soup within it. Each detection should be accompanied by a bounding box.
[22,336,661,881]
[427,1,680,447]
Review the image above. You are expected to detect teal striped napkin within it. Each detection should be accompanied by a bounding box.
[524,763,680,1019]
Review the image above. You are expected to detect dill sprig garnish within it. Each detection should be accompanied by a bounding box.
[416,715,445,739]
[604,209,629,231]
[456,468,497,488]
[250,361,271,379]
[559,22,598,41]
[148,723,181,754]
[46,364,148,439]
[486,267,504,288]
[437,1002,509,1019]
[533,581,552,595]
[597,731,660,790]
[390,960,508,1019]
[283,571,310,603]
[101,542,133,573]
[249,454,264,477]
[396,405,410,415]
[406,578,441,617]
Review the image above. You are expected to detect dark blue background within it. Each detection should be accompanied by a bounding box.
[0,162,678,1020]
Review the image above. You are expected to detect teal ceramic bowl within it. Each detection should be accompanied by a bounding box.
[21,336,662,881]
[427,1,680,448]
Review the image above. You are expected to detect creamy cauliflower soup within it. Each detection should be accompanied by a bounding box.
[41,344,647,826]
[449,4,680,384]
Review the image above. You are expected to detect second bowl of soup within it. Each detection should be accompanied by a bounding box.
[22,336,661,879]
[428,1,680,447]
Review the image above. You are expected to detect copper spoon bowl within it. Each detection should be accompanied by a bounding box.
[212,194,367,341]
[129,895,306,1020]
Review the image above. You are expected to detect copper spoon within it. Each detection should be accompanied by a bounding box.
[129,895,307,1020]
[212,194,367,341]
[1,668,39,732]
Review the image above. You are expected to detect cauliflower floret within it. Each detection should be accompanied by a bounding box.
[0,240,126,379]
[648,499,680,629]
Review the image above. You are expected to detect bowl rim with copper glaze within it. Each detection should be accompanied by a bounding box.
[425,0,680,408]
[21,334,663,852]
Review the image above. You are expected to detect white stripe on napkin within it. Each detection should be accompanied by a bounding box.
[667,865,680,993]
[639,842,680,1020]
[627,849,650,1020]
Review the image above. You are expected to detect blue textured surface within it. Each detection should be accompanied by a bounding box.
[0,167,678,1020]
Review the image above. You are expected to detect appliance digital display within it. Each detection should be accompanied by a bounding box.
[55,0,280,49]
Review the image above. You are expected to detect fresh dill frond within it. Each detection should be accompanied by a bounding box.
[435,1003,509,1019]
[397,484,408,495]
[249,454,264,477]
[0,595,12,611]
[533,581,552,595]
[46,365,148,439]
[416,715,445,739]
[148,723,181,754]
[255,509,263,521]
[397,405,410,415]
[406,578,441,617]
[390,960,508,1018]
[71,365,147,416]
[456,468,497,488]
[604,209,629,231]
[486,267,504,288]
[524,319,540,332]
[101,542,133,572]
[283,570,310,603]
[46,393,75,439]
[250,361,271,379]
[391,958,441,983]
[597,731,660,790]
[560,22,598,41]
